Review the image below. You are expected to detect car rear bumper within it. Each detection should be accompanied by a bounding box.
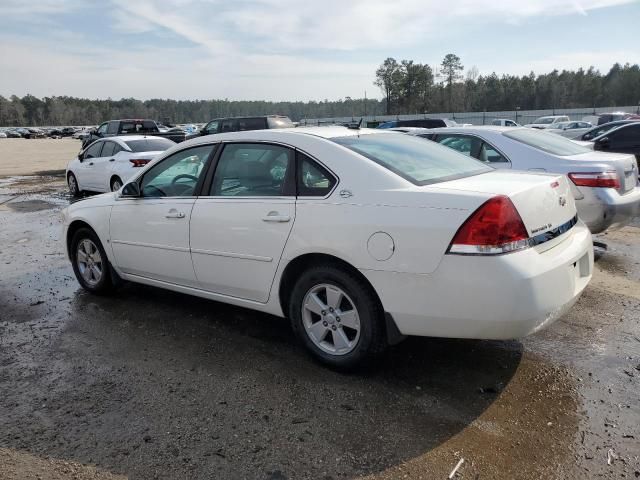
[577,186,640,234]
[361,221,593,339]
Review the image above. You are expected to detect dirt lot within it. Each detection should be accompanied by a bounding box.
[0,138,79,177]
[0,162,638,478]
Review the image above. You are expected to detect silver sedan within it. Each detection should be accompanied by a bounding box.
[404,126,640,234]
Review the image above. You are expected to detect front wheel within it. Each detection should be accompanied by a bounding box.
[67,172,81,197]
[70,228,113,295]
[289,265,387,369]
[110,176,123,192]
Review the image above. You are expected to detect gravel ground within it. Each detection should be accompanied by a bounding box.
[0,174,638,480]
[0,138,79,177]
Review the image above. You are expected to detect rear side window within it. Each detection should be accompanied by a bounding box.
[125,138,175,152]
[220,119,236,133]
[297,152,336,196]
[332,133,491,186]
[609,124,640,142]
[435,134,479,157]
[101,141,116,157]
[237,118,267,131]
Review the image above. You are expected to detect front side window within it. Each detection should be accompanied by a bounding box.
[297,152,336,196]
[141,145,214,197]
[84,141,103,159]
[107,121,119,134]
[332,133,491,186]
[210,143,293,196]
[204,121,219,134]
[504,129,591,156]
[97,123,109,134]
[609,124,640,142]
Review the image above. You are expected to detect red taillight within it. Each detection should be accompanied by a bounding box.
[448,195,530,255]
[129,159,150,167]
[568,171,620,189]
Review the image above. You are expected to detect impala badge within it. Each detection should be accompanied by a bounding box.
[558,196,567,207]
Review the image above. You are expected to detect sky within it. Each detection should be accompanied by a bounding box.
[1,0,639,102]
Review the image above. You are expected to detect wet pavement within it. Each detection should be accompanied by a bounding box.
[0,175,638,479]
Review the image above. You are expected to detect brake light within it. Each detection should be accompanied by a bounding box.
[129,159,150,167]
[448,195,530,255]
[568,171,620,189]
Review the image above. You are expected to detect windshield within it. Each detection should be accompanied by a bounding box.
[125,138,175,152]
[331,133,491,185]
[504,129,591,156]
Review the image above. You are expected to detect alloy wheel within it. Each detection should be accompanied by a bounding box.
[301,283,361,356]
[76,239,103,287]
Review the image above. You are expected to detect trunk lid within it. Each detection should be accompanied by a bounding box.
[429,170,576,238]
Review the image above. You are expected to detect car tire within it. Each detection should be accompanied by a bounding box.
[70,228,113,295]
[110,176,123,192]
[68,172,81,197]
[289,264,387,370]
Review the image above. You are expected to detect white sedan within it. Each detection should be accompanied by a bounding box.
[545,121,593,138]
[66,136,175,196]
[62,127,593,369]
[414,126,640,234]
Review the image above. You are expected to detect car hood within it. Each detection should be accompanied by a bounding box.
[570,140,594,149]
[64,192,116,214]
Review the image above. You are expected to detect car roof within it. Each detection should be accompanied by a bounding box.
[426,125,514,134]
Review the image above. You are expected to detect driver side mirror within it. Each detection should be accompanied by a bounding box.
[120,182,141,197]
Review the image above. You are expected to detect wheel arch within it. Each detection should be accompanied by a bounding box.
[66,220,94,259]
[109,174,123,189]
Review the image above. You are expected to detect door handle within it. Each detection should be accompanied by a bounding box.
[109,158,115,162]
[262,212,290,222]
[89,162,94,166]
[165,211,185,219]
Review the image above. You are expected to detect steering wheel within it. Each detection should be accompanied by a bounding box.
[172,174,199,184]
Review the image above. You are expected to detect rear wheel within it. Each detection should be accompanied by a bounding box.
[70,228,113,295]
[289,265,387,369]
[110,176,123,192]
[67,172,81,197]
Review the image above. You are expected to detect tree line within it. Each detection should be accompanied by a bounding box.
[0,58,639,127]
[375,56,640,115]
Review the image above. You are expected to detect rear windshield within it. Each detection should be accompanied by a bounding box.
[332,133,491,185]
[120,121,157,133]
[503,129,591,156]
[125,138,175,152]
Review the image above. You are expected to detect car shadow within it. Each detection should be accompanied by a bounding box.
[1,281,523,479]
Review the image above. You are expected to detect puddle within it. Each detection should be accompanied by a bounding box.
[6,199,57,212]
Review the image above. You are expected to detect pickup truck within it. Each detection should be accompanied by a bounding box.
[82,119,186,147]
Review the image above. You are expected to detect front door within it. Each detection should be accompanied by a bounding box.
[190,142,296,302]
[77,140,104,190]
[109,144,215,286]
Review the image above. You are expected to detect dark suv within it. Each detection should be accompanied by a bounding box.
[377,118,452,129]
[187,115,294,140]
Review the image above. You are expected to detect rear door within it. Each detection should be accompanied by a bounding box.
[190,142,296,302]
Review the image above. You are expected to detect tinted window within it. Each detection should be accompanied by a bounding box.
[504,129,591,156]
[210,143,293,196]
[609,124,640,142]
[120,121,157,134]
[533,117,554,124]
[332,133,491,185]
[97,123,109,134]
[141,145,214,197]
[237,118,267,131]
[220,119,236,133]
[125,138,175,152]
[297,152,336,196]
[101,141,116,157]
[84,141,103,159]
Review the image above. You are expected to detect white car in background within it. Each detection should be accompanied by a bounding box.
[415,126,640,234]
[545,121,593,138]
[66,136,175,196]
[525,115,570,129]
[491,119,520,127]
[62,127,593,369]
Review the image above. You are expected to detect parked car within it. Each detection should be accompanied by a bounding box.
[23,128,47,139]
[582,112,638,126]
[66,136,175,196]
[415,126,640,234]
[82,119,186,148]
[578,120,640,141]
[491,119,520,127]
[186,115,295,140]
[377,118,453,129]
[545,121,593,138]
[0,131,7,138]
[592,123,640,162]
[62,126,593,369]
[4,129,23,138]
[524,115,570,129]
[73,128,93,140]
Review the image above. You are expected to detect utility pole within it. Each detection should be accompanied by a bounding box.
[364,91,367,118]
